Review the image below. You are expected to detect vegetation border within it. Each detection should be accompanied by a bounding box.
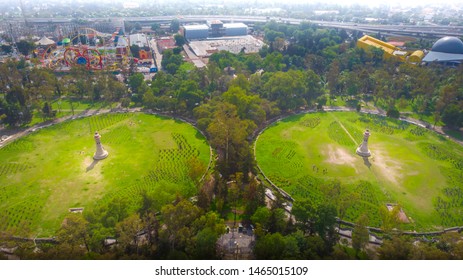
[253,108,463,237]
[0,110,213,239]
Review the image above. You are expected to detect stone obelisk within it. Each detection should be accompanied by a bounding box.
[93,131,108,160]
[356,129,371,157]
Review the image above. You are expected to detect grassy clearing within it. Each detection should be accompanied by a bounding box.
[255,112,463,230]
[0,113,210,237]
[28,99,117,127]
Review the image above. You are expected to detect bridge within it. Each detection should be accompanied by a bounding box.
[5,15,463,38]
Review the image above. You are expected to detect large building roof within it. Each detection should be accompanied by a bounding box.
[431,37,463,54]
[36,36,55,46]
[223,23,248,29]
[357,35,397,56]
[423,36,463,62]
[129,33,148,48]
[183,24,209,31]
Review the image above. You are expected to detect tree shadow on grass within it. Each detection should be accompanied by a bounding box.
[86,159,99,172]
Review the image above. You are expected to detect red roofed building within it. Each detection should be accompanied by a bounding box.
[157,37,176,53]
[388,41,406,47]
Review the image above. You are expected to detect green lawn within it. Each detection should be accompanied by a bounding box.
[0,113,210,237]
[29,99,117,127]
[255,112,463,231]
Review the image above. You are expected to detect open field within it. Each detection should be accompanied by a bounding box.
[28,99,117,127]
[0,113,210,236]
[255,112,463,230]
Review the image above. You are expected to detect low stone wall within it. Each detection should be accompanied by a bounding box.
[11,236,57,244]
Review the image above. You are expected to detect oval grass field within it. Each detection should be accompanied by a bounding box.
[0,113,210,236]
[255,112,463,231]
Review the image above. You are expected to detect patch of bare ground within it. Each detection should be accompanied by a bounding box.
[82,156,103,180]
[386,204,410,223]
[324,144,359,172]
[369,148,403,186]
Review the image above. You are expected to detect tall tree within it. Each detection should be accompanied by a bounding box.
[378,235,413,260]
[352,214,369,253]
[314,204,338,251]
[174,34,186,47]
[171,19,180,33]
[160,200,202,250]
[207,102,255,176]
[115,213,144,255]
[56,214,90,257]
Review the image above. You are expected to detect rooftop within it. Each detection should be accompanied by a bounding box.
[183,24,209,31]
[223,23,248,29]
[431,36,463,54]
[423,36,463,62]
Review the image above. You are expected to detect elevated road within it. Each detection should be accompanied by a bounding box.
[6,15,463,38]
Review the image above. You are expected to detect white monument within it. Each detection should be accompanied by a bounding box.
[356,129,371,157]
[93,131,108,160]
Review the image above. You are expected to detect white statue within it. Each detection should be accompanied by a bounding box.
[93,131,108,160]
[356,129,371,157]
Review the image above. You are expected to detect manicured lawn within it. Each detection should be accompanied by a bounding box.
[0,113,210,237]
[255,111,463,230]
[28,99,117,127]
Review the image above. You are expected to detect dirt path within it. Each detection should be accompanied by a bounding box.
[329,112,359,146]
[324,106,463,147]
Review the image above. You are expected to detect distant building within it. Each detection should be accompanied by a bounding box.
[156,37,176,53]
[35,36,55,46]
[129,33,148,48]
[409,50,425,63]
[422,36,463,66]
[140,26,156,35]
[182,22,248,40]
[223,23,248,37]
[388,41,406,47]
[357,35,407,61]
[357,35,424,63]
[208,20,225,37]
[182,25,209,40]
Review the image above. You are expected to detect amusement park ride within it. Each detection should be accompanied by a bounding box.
[41,27,132,71]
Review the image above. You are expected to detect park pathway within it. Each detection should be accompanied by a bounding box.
[0,105,143,148]
[324,105,463,147]
[329,111,359,146]
[2,104,462,149]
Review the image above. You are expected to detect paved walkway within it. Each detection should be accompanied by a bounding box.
[323,106,463,146]
[0,106,142,148]
[2,105,462,149]
[149,38,163,71]
[183,45,206,68]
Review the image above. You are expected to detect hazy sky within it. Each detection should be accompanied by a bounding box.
[4,0,463,8]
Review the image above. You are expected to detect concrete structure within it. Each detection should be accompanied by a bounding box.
[182,24,209,40]
[223,23,248,37]
[207,20,225,37]
[93,131,108,160]
[188,35,264,57]
[357,35,408,61]
[357,35,423,63]
[156,37,176,53]
[356,129,371,157]
[409,50,425,63]
[35,36,55,46]
[129,33,148,48]
[422,36,463,65]
[182,22,248,40]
